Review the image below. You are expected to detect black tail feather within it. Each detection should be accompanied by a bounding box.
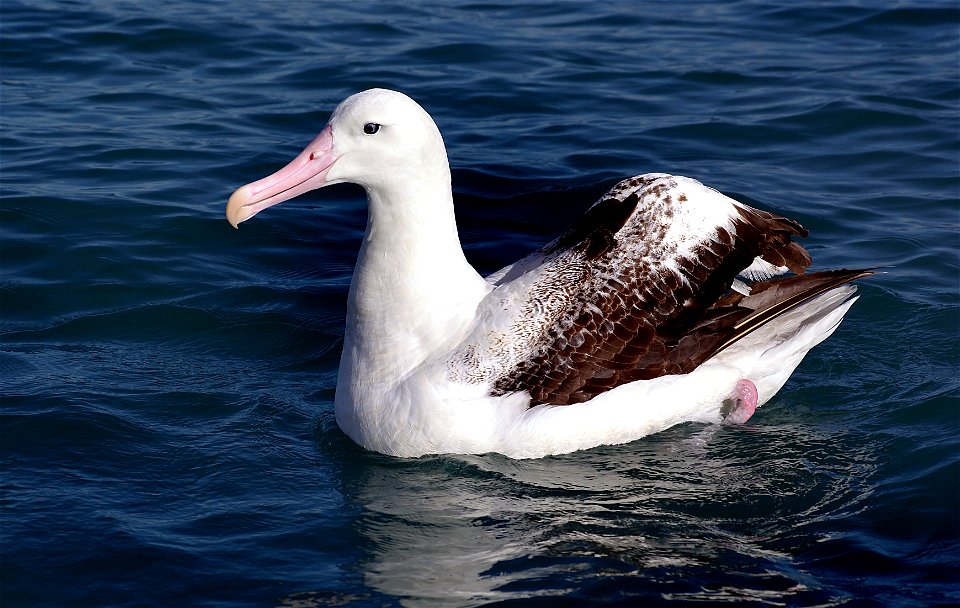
[715,268,874,354]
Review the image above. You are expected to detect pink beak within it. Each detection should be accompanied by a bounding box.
[226,125,337,228]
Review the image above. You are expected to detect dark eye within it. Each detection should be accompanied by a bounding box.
[363,123,381,135]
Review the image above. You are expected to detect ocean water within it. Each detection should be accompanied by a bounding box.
[2,1,958,606]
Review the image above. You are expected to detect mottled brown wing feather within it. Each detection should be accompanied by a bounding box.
[736,207,812,273]
[489,175,866,406]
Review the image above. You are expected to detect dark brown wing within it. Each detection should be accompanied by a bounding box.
[635,268,873,382]
[470,174,865,406]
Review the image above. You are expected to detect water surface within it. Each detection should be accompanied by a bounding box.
[2,1,958,606]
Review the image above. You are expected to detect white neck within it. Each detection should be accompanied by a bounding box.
[335,167,491,419]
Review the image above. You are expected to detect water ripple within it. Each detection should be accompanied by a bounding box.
[2,1,957,606]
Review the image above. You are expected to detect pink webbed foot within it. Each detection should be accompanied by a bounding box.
[721,379,759,425]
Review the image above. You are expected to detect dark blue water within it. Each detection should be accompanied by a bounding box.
[2,1,958,606]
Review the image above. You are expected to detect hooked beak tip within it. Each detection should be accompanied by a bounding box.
[226,186,252,229]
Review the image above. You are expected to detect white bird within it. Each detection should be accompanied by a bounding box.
[227,88,870,459]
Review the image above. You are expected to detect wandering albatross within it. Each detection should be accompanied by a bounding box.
[226,88,871,459]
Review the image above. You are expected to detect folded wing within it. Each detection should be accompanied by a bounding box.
[447,174,868,406]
